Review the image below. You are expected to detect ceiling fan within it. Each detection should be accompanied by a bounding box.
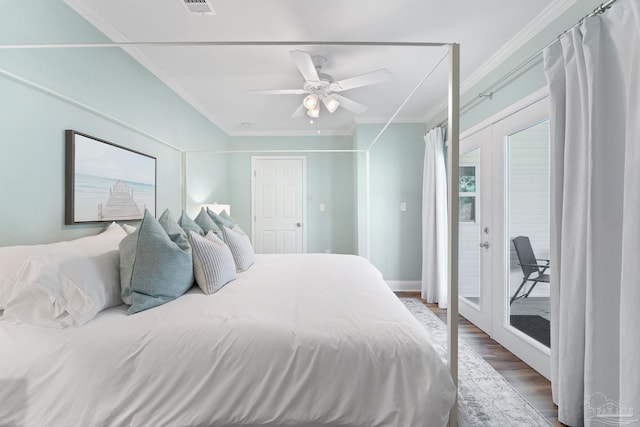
[250,50,391,118]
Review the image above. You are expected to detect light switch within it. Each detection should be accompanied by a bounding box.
[400,202,407,212]
[320,203,326,212]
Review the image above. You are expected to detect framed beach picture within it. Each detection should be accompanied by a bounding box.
[65,130,156,224]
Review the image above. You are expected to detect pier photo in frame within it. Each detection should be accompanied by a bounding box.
[65,130,156,224]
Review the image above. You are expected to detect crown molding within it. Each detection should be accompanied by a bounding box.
[424,0,579,123]
[63,0,231,136]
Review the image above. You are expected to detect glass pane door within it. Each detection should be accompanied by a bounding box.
[459,148,481,306]
[458,125,493,334]
[506,120,551,348]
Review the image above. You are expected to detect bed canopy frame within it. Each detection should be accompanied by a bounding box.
[1,39,461,426]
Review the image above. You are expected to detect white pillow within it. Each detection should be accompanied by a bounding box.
[0,222,126,320]
[189,230,236,294]
[120,224,138,235]
[2,251,121,328]
[222,226,255,272]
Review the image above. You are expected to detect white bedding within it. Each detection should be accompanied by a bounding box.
[0,254,455,427]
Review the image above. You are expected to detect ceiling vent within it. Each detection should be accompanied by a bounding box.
[182,0,216,15]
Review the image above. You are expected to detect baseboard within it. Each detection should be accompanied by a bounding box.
[386,280,421,292]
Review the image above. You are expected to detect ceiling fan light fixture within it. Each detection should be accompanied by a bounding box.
[307,105,320,118]
[322,96,340,113]
[303,94,319,110]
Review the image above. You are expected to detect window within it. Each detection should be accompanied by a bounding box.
[459,165,477,222]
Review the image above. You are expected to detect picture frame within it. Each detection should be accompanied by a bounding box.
[65,130,156,224]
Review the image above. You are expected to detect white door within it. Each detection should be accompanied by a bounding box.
[458,126,494,334]
[252,156,306,254]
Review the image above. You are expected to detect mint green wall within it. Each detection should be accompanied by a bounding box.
[185,152,229,218]
[1,0,602,287]
[221,135,357,254]
[0,1,227,246]
[356,123,426,281]
[0,77,183,245]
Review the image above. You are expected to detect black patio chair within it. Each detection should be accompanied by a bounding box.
[510,236,550,305]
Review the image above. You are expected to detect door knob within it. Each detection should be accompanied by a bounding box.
[479,241,490,249]
[296,222,302,228]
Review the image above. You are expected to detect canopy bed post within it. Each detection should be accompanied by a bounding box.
[447,42,460,427]
[181,151,188,213]
[365,149,371,260]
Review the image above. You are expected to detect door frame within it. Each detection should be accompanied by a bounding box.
[251,155,307,253]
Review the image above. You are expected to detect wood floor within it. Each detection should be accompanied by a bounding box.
[396,292,564,427]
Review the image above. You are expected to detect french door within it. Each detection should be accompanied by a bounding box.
[458,91,551,379]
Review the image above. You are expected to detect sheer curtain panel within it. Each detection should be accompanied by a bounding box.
[421,127,448,308]
[543,0,640,424]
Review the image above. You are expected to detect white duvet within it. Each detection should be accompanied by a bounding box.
[0,254,455,427]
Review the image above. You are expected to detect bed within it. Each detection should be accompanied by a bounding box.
[0,251,456,426]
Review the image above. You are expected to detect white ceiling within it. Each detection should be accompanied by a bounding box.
[63,0,561,136]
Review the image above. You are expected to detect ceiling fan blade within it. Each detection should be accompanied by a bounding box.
[291,103,307,118]
[248,89,307,95]
[290,50,320,83]
[330,69,391,92]
[333,94,368,114]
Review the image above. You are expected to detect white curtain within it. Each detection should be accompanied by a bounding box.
[422,127,448,308]
[543,0,640,425]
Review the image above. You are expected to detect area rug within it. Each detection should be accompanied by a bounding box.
[400,298,551,426]
[510,314,551,348]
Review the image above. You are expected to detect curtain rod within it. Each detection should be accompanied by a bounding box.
[435,0,618,129]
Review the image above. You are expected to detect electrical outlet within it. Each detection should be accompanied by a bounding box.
[320,203,326,212]
[400,202,407,212]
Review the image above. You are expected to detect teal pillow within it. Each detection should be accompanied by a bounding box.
[219,210,239,227]
[194,207,223,240]
[178,210,204,236]
[120,209,193,314]
[207,208,236,228]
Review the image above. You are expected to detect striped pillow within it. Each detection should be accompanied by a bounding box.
[222,226,255,272]
[189,230,236,294]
